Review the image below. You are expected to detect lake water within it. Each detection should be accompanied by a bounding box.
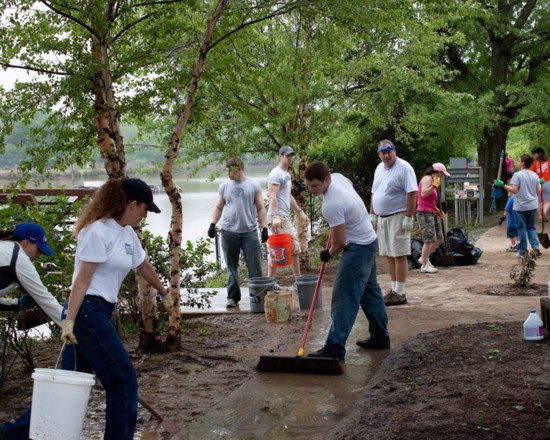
[35,164,274,262]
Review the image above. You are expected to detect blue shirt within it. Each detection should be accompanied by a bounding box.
[505,196,517,228]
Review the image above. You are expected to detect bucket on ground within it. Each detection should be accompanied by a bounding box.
[296,274,322,310]
[248,277,275,313]
[267,234,292,267]
[30,368,96,440]
[264,290,292,323]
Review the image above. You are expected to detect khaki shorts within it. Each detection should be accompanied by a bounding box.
[416,211,442,243]
[377,212,411,257]
[267,215,301,255]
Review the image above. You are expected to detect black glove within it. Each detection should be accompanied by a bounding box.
[320,250,332,262]
[261,228,269,243]
[498,215,506,227]
[207,223,216,238]
[18,294,37,310]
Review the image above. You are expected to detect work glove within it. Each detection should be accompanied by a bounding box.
[498,215,506,226]
[370,214,377,228]
[272,215,282,228]
[436,209,445,220]
[261,227,269,243]
[494,179,504,187]
[432,176,441,188]
[320,250,332,262]
[540,178,545,185]
[402,216,413,232]
[60,319,78,345]
[161,292,174,314]
[0,298,20,312]
[207,223,216,239]
[297,210,308,223]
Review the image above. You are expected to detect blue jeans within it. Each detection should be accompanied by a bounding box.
[514,209,539,255]
[221,230,263,302]
[62,297,138,440]
[0,408,32,439]
[323,241,389,359]
[0,297,137,440]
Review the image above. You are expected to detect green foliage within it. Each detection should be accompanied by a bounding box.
[510,250,539,288]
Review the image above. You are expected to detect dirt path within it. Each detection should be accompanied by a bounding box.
[1,225,549,439]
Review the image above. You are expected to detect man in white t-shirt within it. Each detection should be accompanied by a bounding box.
[208,158,268,308]
[266,146,308,284]
[371,139,417,306]
[304,161,390,361]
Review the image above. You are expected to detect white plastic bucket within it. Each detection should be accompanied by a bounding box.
[264,290,292,323]
[30,368,96,440]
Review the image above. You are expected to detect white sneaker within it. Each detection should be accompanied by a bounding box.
[226,299,239,308]
[420,264,438,273]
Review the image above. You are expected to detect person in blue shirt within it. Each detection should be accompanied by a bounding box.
[503,194,519,252]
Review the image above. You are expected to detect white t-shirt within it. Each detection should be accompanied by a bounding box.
[322,173,376,245]
[371,157,417,215]
[72,218,146,303]
[510,169,539,212]
[219,177,261,233]
[0,240,63,326]
[267,166,292,217]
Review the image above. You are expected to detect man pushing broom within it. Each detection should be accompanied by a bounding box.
[304,161,390,361]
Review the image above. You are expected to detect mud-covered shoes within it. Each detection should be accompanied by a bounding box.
[356,338,391,350]
[383,290,408,306]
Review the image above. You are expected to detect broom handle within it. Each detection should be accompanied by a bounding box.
[297,233,332,357]
[496,150,504,181]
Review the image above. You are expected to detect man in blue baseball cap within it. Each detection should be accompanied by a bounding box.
[370,139,418,307]
[13,222,55,256]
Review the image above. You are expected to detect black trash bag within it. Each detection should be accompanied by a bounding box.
[431,227,483,266]
[408,238,424,269]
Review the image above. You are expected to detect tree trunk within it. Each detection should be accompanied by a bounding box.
[160,0,228,349]
[91,39,126,179]
[478,121,510,212]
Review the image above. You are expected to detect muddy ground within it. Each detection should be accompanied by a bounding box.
[1,225,550,439]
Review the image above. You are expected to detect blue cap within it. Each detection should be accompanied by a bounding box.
[377,144,396,153]
[279,146,295,156]
[13,222,54,256]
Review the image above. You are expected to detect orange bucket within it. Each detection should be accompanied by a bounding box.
[267,233,292,267]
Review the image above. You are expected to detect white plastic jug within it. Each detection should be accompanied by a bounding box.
[523,309,544,341]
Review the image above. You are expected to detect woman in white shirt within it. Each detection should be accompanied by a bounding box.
[60,178,174,440]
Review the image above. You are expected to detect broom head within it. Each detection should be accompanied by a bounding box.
[257,355,345,375]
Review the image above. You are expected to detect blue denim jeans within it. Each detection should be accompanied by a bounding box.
[323,241,389,359]
[62,297,138,440]
[221,230,263,302]
[0,407,32,439]
[514,209,539,255]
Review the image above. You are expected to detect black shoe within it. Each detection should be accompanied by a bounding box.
[356,338,391,350]
[307,348,344,361]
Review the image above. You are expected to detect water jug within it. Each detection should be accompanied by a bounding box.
[523,309,544,341]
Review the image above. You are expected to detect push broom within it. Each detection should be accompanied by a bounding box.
[256,234,344,375]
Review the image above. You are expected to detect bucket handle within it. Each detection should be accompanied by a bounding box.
[52,342,78,380]
[251,285,273,298]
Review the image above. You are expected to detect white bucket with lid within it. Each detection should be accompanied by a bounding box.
[30,368,96,440]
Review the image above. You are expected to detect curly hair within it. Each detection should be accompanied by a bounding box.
[73,179,129,237]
